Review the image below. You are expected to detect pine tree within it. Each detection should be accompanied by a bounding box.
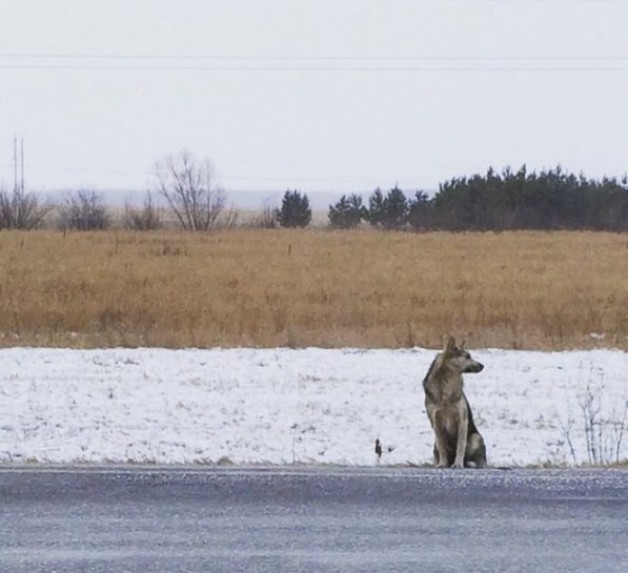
[328,194,364,229]
[365,186,409,229]
[365,188,386,227]
[383,185,408,229]
[277,190,312,228]
[408,190,430,230]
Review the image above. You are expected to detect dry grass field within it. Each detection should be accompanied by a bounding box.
[0,229,626,350]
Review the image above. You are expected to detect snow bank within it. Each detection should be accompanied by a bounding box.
[0,347,626,467]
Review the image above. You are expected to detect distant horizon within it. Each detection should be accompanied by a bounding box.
[11,161,628,210]
[37,187,376,210]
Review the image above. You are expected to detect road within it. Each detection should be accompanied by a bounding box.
[1,466,626,572]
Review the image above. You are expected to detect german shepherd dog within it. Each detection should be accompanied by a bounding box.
[422,336,487,468]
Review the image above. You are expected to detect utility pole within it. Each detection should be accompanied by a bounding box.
[13,135,25,194]
[20,136,25,193]
[13,136,18,193]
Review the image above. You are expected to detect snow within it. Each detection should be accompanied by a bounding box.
[0,347,626,467]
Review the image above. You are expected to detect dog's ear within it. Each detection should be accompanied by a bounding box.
[460,340,467,351]
[444,335,456,353]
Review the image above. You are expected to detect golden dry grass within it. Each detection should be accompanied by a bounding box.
[0,229,626,349]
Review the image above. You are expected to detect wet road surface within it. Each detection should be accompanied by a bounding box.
[1,466,627,572]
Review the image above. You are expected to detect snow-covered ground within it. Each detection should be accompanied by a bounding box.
[0,347,626,467]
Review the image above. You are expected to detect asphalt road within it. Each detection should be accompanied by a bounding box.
[1,466,626,573]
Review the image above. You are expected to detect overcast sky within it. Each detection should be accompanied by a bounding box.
[2,0,628,207]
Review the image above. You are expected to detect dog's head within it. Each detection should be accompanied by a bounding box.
[442,335,484,374]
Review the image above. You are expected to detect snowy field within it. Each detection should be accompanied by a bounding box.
[0,347,626,468]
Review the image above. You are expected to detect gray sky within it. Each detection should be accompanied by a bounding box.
[2,0,628,207]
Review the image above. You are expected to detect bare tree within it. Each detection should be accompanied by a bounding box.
[154,150,226,231]
[0,186,51,229]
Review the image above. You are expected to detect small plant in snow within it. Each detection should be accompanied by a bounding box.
[580,380,627,465]
[557,365,628,465]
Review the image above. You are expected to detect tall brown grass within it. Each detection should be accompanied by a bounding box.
[0,229,625,349]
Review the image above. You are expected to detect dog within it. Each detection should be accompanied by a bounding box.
[422,336,487,468]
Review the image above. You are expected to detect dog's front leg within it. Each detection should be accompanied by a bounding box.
[453,407,468,469]
[434,435,449,468]
[433,409,449,468]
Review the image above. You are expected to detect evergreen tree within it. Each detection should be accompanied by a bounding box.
[277,189,312,228]
[365,188,386,227]
[429,165,628,231]
[407,190,430,230]
[382,185,408,229]
[366,186,409,229]
[328,194,365,229]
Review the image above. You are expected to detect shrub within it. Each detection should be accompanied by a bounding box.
[59,190,109,231]
[0,187,51,230]
[250,199,280,229]
[125,192,163,231]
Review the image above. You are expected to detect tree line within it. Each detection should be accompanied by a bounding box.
[326,166,628,232]
[215,164,628,232]
[1,154,626,231]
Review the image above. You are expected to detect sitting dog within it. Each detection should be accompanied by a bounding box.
[422,336,487,468]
